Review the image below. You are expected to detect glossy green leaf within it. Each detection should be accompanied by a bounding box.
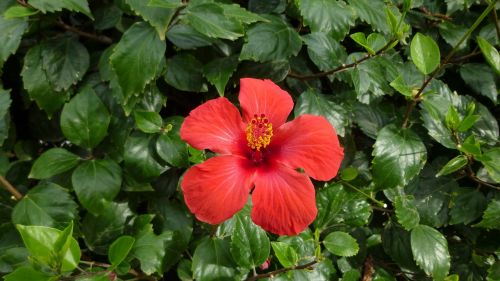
[323,231,359,257]
[488,261,500,281]
[302,32,347,72]
[185,3,243,40]
[410,33,440,74]
[28,0,92,19]
[240,15,301,62]
[12,182,78,229]
[192,238,237,281]
[16,224,81,272]
[372,124,427,189]
[314,183,372,230]
[148,0,182,9]
[21,44,68,116]
[124,133,165,182]
[449,189,486,225]
[60,87,111,149]
[479,148,500,182]
[347,0,388,33]
[3,5,39,18]
[477,36,500,75]
[109,236,135,266]
[382,222,419,271]
[349,55,396,104]
[299,0,355,40]
[166,23,214,49]
[177,259,193,281]
[271,241,298,268]
[445,105,460,130]
[459,63,498,104]
[439,22,468,50]
[156,133,188,168]
[126,0,176,40]
[203,55,239,96]
[165,53,207,92]
[53,221,74,261]
[0,15,28,66]
[134,111,163,133]
[475,200,500,230]
[230,211,270,269]
[394,191,420,230]
[110,22,166,100]
[294,88,348,136]
[390,75,413,97]
[41,37,89,91]
[3,266,56,281]
[436,155,468,177]
[220,3,267,24]
[82,202,133,255]
[411,225,450,281]
[29,148,80,179]
[72,159,122,214]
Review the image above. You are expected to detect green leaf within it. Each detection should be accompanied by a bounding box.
[410,225,450,281]
[126,0,176,40]
[382,222,419,271]
[299,0,355,40]
[439,22,468,50]
[185,3,243,40]
[72,159,122,214]
[82,202,133,255]
[240,15,302,62]
[459,63,498,104]
[372,124,427,189]
[3,5,39,18]
[110,22,166,100]
[436,155,468,177]
[177,259,193,281]
[41,37,89,91]
[4,266,56,281]
[449,189,486,225]
[134,111,163,133]
[29,148,80,179]
[28,0,93,19]
[203,55,239,96]
[347,0,388,33]
[410,33,440,74]
[166,23,214,49]
[294,88,348,137]
[124,133,165,182]
[21,44,68,116]
[394,191,420,230]
[156,133,188,168]
[271,241,298,268]
[479,148,500,182]
[148,0,182,9]
[165,53,207,92]
[340,167,359,181]
[323,231,359,257]
[349,55,396,104]
[445,105,460,130]
[390,75,414,97]
[0,15,28,67]
[60,87,111,149]
[220,3,268,24]
[477,36,500,75]
[109,236,135,267]
[314,183,372,230]
[475,200,500,230]
[192,238,236,281]
[0,89,11,146]
[488,261,500,281]
[16,224,81,272]
[230,211,270,269]
[302,32,347,72]
[53,221,74,259]
[12,182,78,229]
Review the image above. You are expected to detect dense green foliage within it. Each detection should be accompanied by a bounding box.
[0,0,499,280]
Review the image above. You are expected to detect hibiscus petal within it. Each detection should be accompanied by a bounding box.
[251,164,317,236]
[239,78,293,127]
[180,97,246,154]
[272,114,344,181]
[181,155,255,224]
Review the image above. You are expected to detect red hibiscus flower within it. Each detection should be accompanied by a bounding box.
[180,78,344,236]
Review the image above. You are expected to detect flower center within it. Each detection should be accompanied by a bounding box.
[246,114,273,151]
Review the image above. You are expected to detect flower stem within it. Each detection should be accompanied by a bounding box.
[341,181,386,208]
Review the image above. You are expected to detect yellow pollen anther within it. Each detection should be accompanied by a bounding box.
[246,114,273,151]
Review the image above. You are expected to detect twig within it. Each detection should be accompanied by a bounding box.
[490,2,500,41]
[401,1,497,129]
[245,260,318,281]
[0,175,23,200]
[16,0,33,8]
[416,7,452,21]
[55,19,113,44]
[288,40,398,80]
[469,175,500,191]
[341,180,387,208]
[362,256,375,281]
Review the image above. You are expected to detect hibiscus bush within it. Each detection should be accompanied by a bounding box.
[0,0,499,280]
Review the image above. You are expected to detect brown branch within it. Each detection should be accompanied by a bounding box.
[288,40,398,80]
[245,260,318,281]
[469,175,500,190]
[362,256,374,281]
[16,0,33,8]
[55,19,113,44]
[417,7,453,21]
[0,175,23,200]
[492,7,500,42]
